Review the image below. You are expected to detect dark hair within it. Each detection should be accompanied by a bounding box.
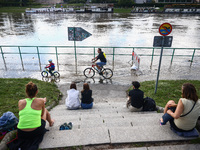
[70,82,77,90]
[182,83,198,102]
[98,48,102,52]
[26,81,38,98]
[81,83,90,93]
[132,81,140,89]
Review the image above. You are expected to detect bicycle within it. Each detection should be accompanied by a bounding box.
[83,61,113,79]
[41,67,60,78]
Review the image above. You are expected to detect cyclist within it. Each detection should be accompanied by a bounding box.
[92,48,107,74]
[45,59,55,76]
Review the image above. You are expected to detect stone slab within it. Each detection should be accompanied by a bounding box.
[109,144,200,150]
[109,126,197,144]
[148,144,200,150]
[40,127,110,149]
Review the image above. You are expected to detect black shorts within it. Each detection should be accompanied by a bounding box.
[18,119,46,140]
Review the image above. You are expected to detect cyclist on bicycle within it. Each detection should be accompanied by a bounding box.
[45,59,55,76]
[92,48,107,74]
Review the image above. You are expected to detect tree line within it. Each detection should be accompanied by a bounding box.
[0,0,35,7]
[0,0,135,7]
[64,0,134,8]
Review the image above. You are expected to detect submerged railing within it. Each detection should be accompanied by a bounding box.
[0,45,200,72]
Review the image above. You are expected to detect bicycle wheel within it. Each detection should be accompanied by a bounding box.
[84,68,95,78]
[41,71,48,77]
[102,68,113,79]
[53,71,60,78]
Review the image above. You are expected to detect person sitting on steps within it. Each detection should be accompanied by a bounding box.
[7,81,54,150]
[160,83,200,133]
[65,82,81,110]
[127,81,144,112]
[81,83,94,109]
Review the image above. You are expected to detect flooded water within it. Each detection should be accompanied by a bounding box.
[0,13,200,47]
[0,13,200,83]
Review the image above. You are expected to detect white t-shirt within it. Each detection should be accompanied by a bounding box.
[65,89,80,109]
[174,98,200,130]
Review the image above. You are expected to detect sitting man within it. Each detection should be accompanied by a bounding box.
[127,81,144,112]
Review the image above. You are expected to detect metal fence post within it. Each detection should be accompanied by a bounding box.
[18,46,24,71]
[170,48,175,66]
[132,48,134,65]
[36,47,42,71]
[93,47,96,58]
[150,48,155,69]
[0,46,7,70]
[190,49,196,67]
[112,47,115,70]
[55,47,59,71]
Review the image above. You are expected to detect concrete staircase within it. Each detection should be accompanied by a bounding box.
[39,101,198,149]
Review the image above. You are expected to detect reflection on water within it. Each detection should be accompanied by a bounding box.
[84,77,112,84]
[0,13,199,48]
[42,76,60,83]
[0,13,34,37]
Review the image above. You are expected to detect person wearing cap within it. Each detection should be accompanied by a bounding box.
[127,81,144,112]
[45,59,55,76]
[92,48,107,73]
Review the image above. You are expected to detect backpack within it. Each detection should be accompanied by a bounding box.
[142,97,157,111]
[0,111,18,132]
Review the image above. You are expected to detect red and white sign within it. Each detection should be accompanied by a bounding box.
[131,51,140,70]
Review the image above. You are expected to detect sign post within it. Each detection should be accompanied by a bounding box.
[154,23,173,94]
[68,27,92,74]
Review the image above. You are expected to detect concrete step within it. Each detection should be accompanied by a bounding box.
[39,127,110,149]
[108,144,200,150]
[39,102,199,149]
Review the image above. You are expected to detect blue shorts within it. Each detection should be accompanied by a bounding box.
[96,62,106,67]
[81,102,93,109]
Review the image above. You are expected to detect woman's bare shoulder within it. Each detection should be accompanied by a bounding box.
[18,99,26,104]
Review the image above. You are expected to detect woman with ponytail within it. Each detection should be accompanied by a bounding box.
[8,81,54,150]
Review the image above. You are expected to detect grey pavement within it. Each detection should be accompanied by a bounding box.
[39,83,200,150]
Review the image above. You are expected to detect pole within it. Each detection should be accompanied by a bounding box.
[73,27,77,74]
[18,46,24,71]
[0,46,7,70]
[36,47,42,71]
[154,36,164,94]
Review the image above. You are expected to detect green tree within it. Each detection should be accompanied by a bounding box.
[118,0,133,7]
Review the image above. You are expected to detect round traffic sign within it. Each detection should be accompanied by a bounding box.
[159,23,172,36]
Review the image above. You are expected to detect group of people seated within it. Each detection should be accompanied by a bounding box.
[127,81,200,135]
[65,82,94,110]
[7,81,200,150]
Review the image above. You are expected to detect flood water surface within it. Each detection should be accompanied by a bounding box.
[0,13,200,48]
[0,13,200,83]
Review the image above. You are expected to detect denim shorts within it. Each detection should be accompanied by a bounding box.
[96,62,106,67]
[81,102,93,109]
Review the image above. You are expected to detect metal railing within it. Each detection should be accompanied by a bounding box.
[0,45,200,72]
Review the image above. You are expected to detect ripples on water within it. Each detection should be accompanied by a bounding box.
[0,13,200,80]
[0,13,199,48]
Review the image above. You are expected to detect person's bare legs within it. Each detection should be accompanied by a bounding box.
[41,108,54,127]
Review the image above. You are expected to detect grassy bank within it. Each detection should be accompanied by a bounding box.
[0,78,61,118]
[127,80,200,107]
